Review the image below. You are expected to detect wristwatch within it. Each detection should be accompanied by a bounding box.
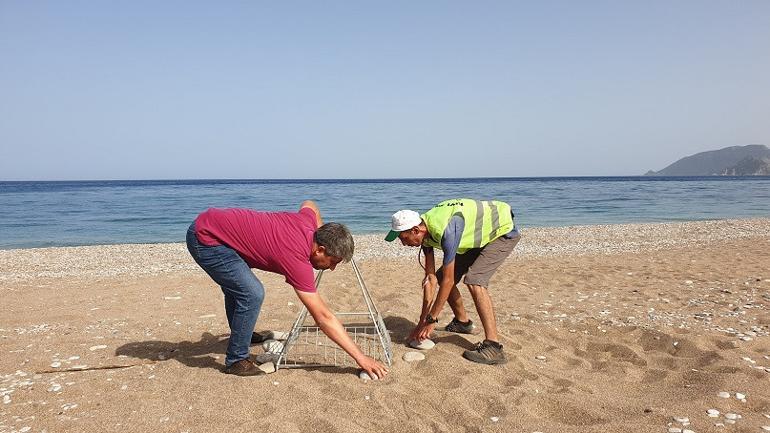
[425,314,439,324]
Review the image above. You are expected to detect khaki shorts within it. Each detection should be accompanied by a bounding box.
[436,231,520,288]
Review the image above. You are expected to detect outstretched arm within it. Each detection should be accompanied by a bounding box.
[294,289,389,379]
[300,200,323,228]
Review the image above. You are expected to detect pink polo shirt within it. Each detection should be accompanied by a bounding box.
[194,207,318,292]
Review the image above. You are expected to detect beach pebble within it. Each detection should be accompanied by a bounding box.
[725,413,739,420]
[163,296,181,300]
[735,392,745,400]
[50,361,61,368]
[682,430,694,433]
[490,416,499,422]
[89,345,107,351]
[403,351,426,362]
[673,416,689,423]
[3,395,10,404]
[262,340,284,354]
[257,362,276,374]
[48,383,61,392]
[271,331,289,341]
[707,409,720,417]
[718,391,730,398]
[535,355,547,361]
[760,426,770,431]
[668,428,681,433]
[408,339,435,350]
[359,370,379,381]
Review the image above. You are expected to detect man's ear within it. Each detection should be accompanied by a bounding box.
[315,245,327,256]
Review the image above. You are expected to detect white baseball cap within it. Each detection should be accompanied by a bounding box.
[384,210,421,241]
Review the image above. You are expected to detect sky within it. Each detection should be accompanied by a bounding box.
[1,1,769,180]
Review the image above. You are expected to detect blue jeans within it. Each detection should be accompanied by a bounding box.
[186,224,265,366]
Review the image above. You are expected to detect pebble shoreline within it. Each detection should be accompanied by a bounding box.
[0,218,768,281]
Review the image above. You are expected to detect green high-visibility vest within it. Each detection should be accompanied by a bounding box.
[421,199,514,253]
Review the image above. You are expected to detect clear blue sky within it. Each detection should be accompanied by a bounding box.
[1,1,769,180]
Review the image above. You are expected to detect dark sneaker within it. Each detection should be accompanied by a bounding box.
[223,359,263,376]
[445,317,475,334]
[462,340,507,365]
[251,331,271,344]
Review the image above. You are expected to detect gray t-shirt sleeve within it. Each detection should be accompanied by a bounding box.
[440,215,464,266]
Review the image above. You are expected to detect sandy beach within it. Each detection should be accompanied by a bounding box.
[1,218,769,433]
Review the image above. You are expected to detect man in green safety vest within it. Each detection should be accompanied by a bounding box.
[385,199,520,364]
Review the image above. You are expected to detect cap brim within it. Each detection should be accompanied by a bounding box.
[384,230,400,242]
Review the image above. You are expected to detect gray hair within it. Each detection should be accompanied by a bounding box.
[314,222,354,262]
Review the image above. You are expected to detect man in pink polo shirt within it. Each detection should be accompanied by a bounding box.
[186,200,389,379]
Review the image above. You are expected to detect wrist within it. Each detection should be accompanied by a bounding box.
[425,313,439,324]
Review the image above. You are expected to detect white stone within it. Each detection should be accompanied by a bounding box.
[408,339,435,350]
[271,331,289,341]
[403,351,426,362]
[735,392,745,400]
[685,280,693,285]
[48,384,61,392]
[535,355,547,361]
[682,430,694,433]
[50,361,61,368]
[707,409,720,417]
[760,426,770,431]
[490,417,499,422]
[2,395,10,404]
[718,391,730,398]
[673,416,689,423]
[163,296,181,300]
[668,428,681,433]
[359,370,379,381]
[262,340,284,354]
[89,345,107,351]
[257,362,275,374]
[725,413,738,420]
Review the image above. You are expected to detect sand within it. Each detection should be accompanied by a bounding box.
[1,219,769,432]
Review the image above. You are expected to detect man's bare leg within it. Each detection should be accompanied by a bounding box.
[447,284,471,323]
[467,284,499,342]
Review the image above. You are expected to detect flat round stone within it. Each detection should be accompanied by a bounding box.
[262,340,284,354]
[257,362,276,374]
[707,409,720,417]
[725,413,739,420]
[673,417,689,423]
[403,351,426,362]
[271,331,289,341]
[735,392,745,400]
[408,339,435,350]
[359,370,379,380]
[717,391,730,398]
[668,428,682,433]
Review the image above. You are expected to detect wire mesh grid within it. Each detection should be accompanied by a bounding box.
[274,260,393,369]
[277,315,390,368]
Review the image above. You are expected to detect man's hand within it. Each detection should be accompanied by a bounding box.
[357,356,389,380]
[407,321,424,342]
[415,321,436,341]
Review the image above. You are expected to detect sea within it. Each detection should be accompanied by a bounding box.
[1,177,768,250]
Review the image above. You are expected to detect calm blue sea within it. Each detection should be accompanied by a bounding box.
[1,177,768,249]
